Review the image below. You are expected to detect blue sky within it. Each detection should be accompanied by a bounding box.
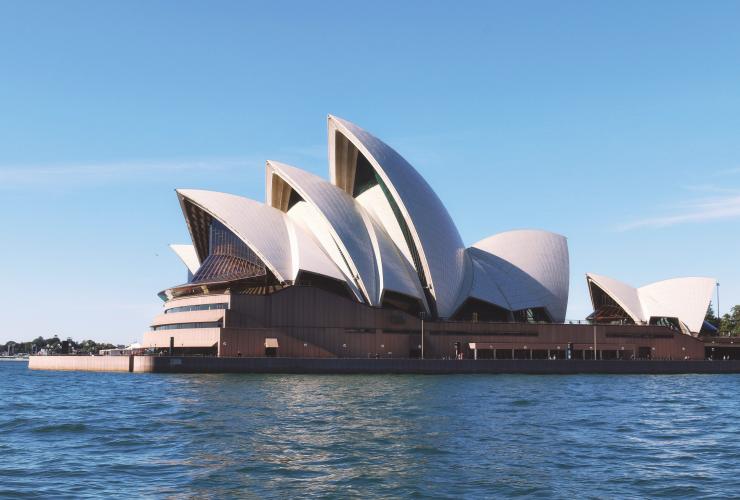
[1,1,738,345]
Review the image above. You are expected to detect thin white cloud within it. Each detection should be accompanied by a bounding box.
[681,184,740,194]
[0,157,260,189]
[715,167,740,176]
[618,193,740,231]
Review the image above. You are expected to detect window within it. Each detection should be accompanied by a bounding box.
[648,316,681,331]
[513,307,552,323]
[164,303,228,314]
[151,321,221,331]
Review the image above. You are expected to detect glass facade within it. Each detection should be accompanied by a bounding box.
[649,316,681,331]
[587,282,635,325]
[191,220,268,284]
[352,152,379,197]
[295,271,353,300]
[164,303,228,314]
[451,298,512,322]
[151,321,221,331]
[512,307,552,323]
[182,199,212,261]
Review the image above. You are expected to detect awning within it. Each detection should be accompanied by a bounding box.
[264,338,279,348]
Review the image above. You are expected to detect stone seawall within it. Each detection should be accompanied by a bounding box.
[28,355,133,372]
[27,355,740,374]
[146,357,740,374]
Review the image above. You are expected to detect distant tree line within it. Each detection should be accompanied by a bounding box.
[705,303,740,336]
[2,335,117,355]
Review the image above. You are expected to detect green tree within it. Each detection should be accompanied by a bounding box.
[719,305,740,336]
[5,336,120,355]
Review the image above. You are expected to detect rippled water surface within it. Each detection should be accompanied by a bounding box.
[2,361,740,498]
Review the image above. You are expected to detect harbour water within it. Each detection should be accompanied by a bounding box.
[2,361,740,498]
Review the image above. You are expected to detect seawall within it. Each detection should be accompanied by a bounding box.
[29,355,133,372]
[27,355,740,374]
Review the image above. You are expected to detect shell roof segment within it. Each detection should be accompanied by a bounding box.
[176,189,344,283]
[466,229,570,323]
[586,273,644,321]
[639,277,716,333]
[328,115,466,317]
[586,273,715,333]
[266,161,379,304]
[165,115,715,331]
[169,244,200,275]
[266,160,426,308]
[367,214,428,307]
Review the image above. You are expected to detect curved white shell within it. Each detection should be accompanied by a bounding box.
[176,189,344,283]
[586,273,715,333]
[328,115,466,317]
[169,244,200,275]
[465,229,570,322]
[266,161,426,308]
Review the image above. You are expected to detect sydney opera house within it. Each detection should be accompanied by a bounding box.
[143,116,715,361]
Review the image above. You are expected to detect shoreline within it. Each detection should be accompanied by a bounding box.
[26,355,740,375]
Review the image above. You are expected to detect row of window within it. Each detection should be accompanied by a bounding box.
[164,303,228,314]
[151,321,222,331]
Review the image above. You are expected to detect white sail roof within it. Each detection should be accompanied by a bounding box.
[586,273,715,333]
[639,277,716,333]
[367,215,427,307]
[463,253,512,310]
[176,189,344,283]
[464,230,570,322]
[266,161,378,304]
[169,244,200,275]
[328,115,466,318]
[164,116,578,320]
[586,273,644,321]
[266,161,426,307]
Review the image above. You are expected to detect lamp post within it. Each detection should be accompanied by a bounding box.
[716,282,721,333]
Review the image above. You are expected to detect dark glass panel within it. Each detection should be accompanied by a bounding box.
[164,303,228,314]
[183,200,212,261]
[648,316,681,331]
[295,271,354,300]
[352,153,379,196]
[151,321,222,331]
[451,298,512,322]
[191,220,267,284]
[381,290,424,317]
[513,307,552,323]
[287,188,304,211]
[587,282,635,325]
